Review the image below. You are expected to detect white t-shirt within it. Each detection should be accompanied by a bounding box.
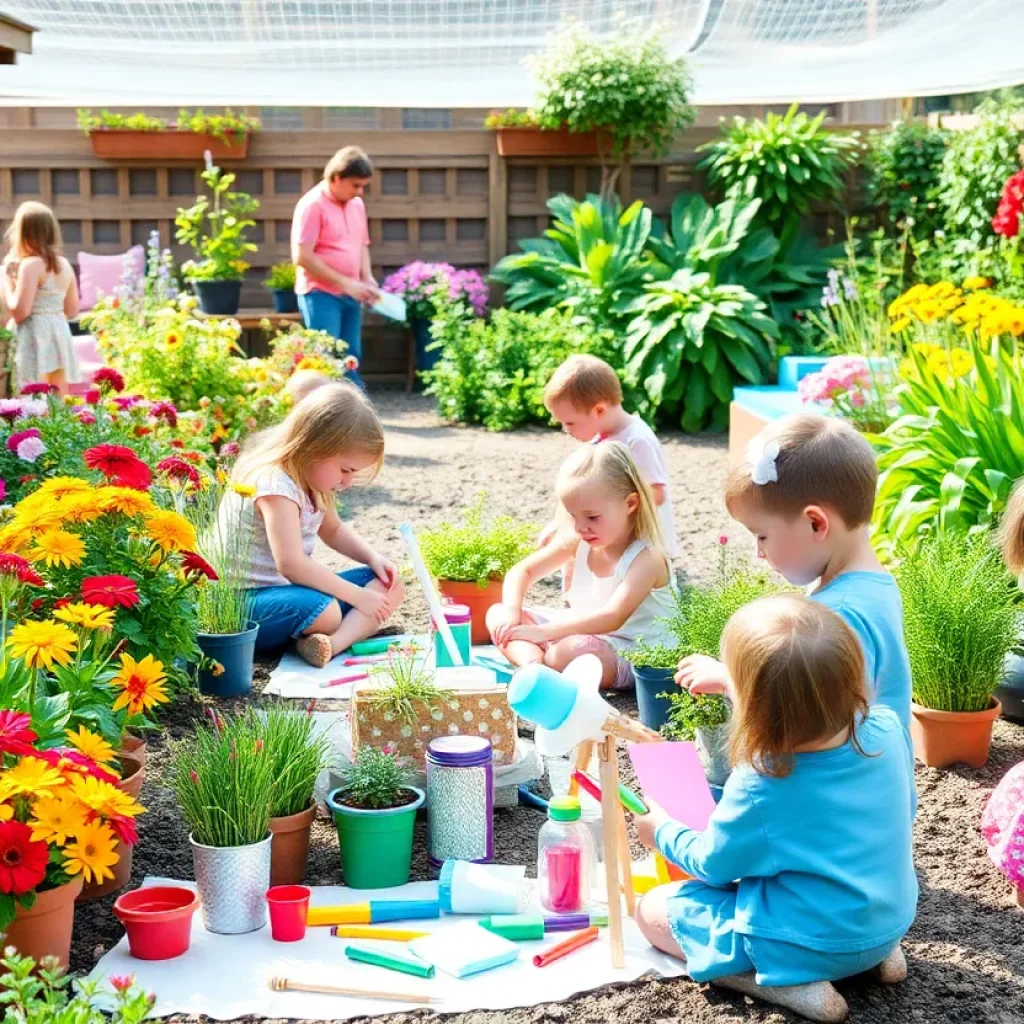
[600,415,679,559]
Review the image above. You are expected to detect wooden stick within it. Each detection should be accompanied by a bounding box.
[268,977,440,1004]
[598,735,625,969]
[612,757,636,918]
[568,739,594,799]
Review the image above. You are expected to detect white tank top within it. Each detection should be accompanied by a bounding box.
[565,539,677,651]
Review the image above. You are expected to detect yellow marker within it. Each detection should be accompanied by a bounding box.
[330,926,430,941]
[307,905,371,927]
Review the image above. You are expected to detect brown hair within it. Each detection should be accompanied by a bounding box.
[324,146,373,182]
[234,381,384,511]
[999,478,1024,575]
[725,414,877,528]
[722,594,870,778]
[5,201,62,275]
[544,354,623,412]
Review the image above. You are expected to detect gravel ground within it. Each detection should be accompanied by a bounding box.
[70,391,1024,1024]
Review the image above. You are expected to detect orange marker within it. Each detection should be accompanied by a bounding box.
[532,926,599,968]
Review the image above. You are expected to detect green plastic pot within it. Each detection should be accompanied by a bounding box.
[326,786,424,889]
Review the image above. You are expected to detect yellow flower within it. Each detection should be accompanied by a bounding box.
[56,493,106,525]
[63,821,119,884]
[144,510,196,553]
[165,331,181,347]
[0,803,12,822]
[0,524,34,555]
[30,529,86,569]
[211,423,228,443]
[232,483,256,499]
[54,602,116,631]
[30,792,89,847]
[6,619,78,670]
[34,477,94,501]
[215,469,228,485]
[65,726,117,766]
[111,653,170,715]
[949,348,974,378]
[890,316,912,333]
[69,773,143,820]
[96,487,156,518]
[963,276,991,290]
[0,756,66,800]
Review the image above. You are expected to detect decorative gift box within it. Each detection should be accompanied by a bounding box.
[351,686,517,765]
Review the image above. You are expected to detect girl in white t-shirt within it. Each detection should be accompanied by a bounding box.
[219,382,405,667]
[487,442,675,690]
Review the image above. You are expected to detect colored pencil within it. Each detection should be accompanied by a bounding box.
[533,927,600,968]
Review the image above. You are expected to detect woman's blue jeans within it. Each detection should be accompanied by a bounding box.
[297,289,364,387]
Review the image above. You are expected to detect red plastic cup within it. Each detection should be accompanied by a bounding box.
[266,885,311,942]
[113,885,201,960]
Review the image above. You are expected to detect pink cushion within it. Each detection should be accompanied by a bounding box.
[69,335,106,395]
[78,246,145,311]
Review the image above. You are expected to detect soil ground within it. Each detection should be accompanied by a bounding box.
[71,390,1024,1024]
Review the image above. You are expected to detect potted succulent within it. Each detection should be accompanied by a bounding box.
[263,262,299,315]
[418,494,535,644]
[326,746,424,890]
[169,711,277,934]
[175,158,259,315]
[262,707,333,886]
[662,689,733,787]
[78,107,259,161]
[896,531,1018,769]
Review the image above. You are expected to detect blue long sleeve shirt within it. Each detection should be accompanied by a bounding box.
[655,707,918,954]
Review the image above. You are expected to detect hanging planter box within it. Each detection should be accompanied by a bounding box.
[494,126,603,158]
[88,130,250,161]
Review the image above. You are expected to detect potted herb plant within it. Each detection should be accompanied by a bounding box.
[418,494,535,644]
[263,262,299,314]
[662,689,733,787]
[169,712,277,934]
[78,107,259,161]
[262,707,333,886]
[896,531,1018,769]
[623,640,683,732]
[326,746,424,890]
[175,159,259,315]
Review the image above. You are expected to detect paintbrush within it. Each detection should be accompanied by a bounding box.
[267,977,440,1004]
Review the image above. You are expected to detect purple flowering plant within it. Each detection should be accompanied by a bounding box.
[382,261,488,321]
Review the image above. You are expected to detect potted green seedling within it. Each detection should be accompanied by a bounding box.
[263,262,298,314]
[661,689,733,787]
[624,640,684,731]
[326,746,424,889]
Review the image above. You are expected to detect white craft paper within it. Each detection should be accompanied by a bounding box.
[90,879,685,1021]
[408,921,520,977]
[448,861,526,914]
[371,290,407,322]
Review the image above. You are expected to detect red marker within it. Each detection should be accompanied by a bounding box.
[533,926,599,967]
[320,672,369,689]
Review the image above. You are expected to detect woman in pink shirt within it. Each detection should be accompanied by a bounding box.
[291,146,379,387]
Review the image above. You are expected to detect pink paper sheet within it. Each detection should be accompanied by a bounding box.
[627,741,716,831]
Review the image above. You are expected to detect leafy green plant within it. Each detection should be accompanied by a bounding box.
[418,493,534,584]
[423,303,618,432]
[0,949,155,1024]
[263,261,296,291]
[661,689,732,742]
[485,109,539,129]
[866,120,948,242]
[622,639,682,669]
[341,746,414,810]
[169,711,278,847]
[176,107,260,143]
[259,707,333,818]
[175,161,259,282]
[894,531,1018,712]
[528,14,694,199]
[698,105,860,241]
[871,338,1024,546]
[77,108,167,133]
[364,643,454,726]
[617,268,779,432]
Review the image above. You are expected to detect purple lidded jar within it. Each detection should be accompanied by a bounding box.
[426,735,494,866]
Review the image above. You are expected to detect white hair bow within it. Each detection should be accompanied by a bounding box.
[747,437,780,486]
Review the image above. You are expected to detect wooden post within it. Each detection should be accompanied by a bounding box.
[487,147,507,266]
[598,736,625,969]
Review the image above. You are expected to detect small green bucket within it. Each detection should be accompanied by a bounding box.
[326,787,424,889]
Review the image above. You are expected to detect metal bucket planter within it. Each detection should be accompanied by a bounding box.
[190,833,271,934]
[696,723,732,787]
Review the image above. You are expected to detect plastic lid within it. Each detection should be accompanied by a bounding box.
[548,795,581,822]
[439,603,472,625]
[427,735,493,767]
[438,859,456,913]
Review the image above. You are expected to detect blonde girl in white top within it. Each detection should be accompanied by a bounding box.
[1,202,81,395]
[488,441,676,690]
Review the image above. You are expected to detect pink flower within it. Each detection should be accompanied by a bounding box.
[6,428,39,453]
[109,974,135,993]
[77,410,97,426]
[15,436,46,463]
[0,400,23,422]
[718,535,728,545]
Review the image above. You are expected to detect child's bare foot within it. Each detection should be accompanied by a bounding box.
[870,945,907,984]
[296,633,333,668]
[714,973,849,1022]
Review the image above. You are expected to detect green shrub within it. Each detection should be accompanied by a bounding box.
[895,531,1018,712]
[661,690,732,742]
[263,261,296,290]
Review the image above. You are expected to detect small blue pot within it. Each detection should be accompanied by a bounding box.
[633,666,676,732]
[271,288,299,314]
[196,622,259,698]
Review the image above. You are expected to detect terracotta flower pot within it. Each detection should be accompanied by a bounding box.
[1017,885,1024,909]
[4,876,83,968]
[268,801,317,887]
[494,126,603,158]
[88,129,249,161]
[79,752,144,901]
[910,698,1002,769]
[437,578,504,645]
[119,733,147,769]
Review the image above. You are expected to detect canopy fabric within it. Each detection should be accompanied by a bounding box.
[1,0,1022,107]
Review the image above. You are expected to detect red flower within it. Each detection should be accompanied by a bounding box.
[993,169,1024,239]
[84,389,101,405]
[30,598,44,612]
[93,368,125,394]
[134,426,152,438]
[77,411,97,426]
[181,551,218,581]
[18,476,35,486]
[83,444,152,490]
[0,820,49,895]
[149,401,178,428]
[19,383,53,396]
[0,553,45,587]
[156,456,200,487]
[180,450,203,465]
[6,429,40,454]
[109,815,139,847]
[0,710,37,757]
[0,477,7,502]
[169,439,184,449]
[82,574,139,609]
[36,747,118,784]
[113,396,141,411]
[109,975,135,993]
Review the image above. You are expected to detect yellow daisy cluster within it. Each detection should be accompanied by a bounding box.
[898,342,979,385]
[888,279,1024,340]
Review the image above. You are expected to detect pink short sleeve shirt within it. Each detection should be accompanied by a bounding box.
[291,183,371,296]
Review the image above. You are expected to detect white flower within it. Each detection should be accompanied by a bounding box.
[16,436,46,463]
[747,436,780,486]
[19,398,48,418]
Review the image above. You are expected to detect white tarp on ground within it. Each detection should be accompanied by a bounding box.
[1,0,1022,107]
[89,878,686,1021]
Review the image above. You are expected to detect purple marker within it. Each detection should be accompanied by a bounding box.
[544,911,609,932]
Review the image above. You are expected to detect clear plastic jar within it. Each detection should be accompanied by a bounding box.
[537,796,593,914]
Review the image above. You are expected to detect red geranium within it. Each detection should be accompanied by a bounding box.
[0,711,38,757]
[83,444,153,490]
[0,820,49,895]
[149,401,178,428]
[156,457,200,487]
[84,389,101,405]
[5,429,40,454]
[19,383,53,396]
[93,368,125,394]
[82,574,139,609]
[169,439,185,449]
[109,815,139,847]
[181,551,218,581]
[77,411,97,426]
[993,169,1024,239]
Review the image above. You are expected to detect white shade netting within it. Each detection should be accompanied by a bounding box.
[0,0,1022,107]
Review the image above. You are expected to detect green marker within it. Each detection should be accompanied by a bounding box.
[344,943,435,979]
[350,635,413,656]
